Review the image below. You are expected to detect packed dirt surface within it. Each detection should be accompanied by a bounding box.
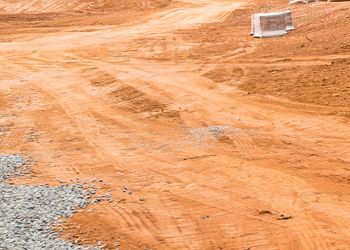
[1,0,350,249]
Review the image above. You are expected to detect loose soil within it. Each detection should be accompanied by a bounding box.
[0,0,349,249]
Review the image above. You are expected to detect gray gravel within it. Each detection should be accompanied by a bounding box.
[187,125,240,143]
[0,154,100,250]
[0,155,26,182]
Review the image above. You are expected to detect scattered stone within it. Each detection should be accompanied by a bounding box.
[201,215,209,220]
[115,240,120,247]
[258,209,273,215]
[257,209,293,220]
[188,125,240,144]
[277,214,293,220]
[0,154,101,249]
[105,192,112,202]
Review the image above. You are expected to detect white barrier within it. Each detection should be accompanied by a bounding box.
[284,10,294,31]
[251,11,294,38]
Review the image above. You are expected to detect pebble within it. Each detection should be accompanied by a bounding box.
[0,154,101,250]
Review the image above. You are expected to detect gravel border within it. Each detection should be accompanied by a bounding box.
[0,154,101,250]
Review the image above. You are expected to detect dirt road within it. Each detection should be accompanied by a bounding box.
[1,0,350,249]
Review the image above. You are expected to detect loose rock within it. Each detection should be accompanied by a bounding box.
[0,154,101,250]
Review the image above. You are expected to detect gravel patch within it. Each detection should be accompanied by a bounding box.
[0,154,100,250]
[187,125,241,143]
[0,155,26,182]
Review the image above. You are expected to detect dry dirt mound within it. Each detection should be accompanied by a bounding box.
[249,2,350,57]
[241,58,350,107]
[0,0,171,14]
[0,0,93,14]
[0,0,173,39]
[176,0,350,110]
[239,1,350,109]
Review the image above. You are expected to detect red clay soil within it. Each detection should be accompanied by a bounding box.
[0,0,350,249]
[241,58,350,108]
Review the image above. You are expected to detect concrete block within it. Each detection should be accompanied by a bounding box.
[284,10,294,31]
[251,11,294,38]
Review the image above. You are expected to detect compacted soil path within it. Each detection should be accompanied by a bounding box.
[0,0,349,249]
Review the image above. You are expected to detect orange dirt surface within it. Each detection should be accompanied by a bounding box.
[1,0,350,249]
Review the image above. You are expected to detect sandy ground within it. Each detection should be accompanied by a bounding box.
[0,0,350,249]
